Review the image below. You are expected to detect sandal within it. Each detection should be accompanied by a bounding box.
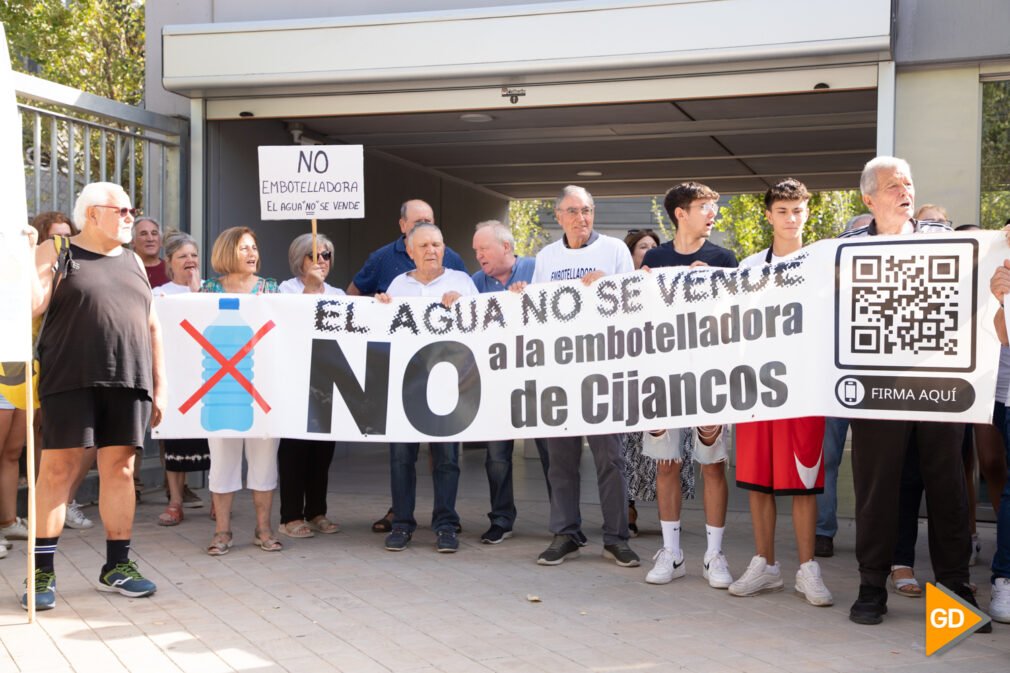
[158,503,183,527]
[207,531,233,556]
[253,529,283,552]
[280,520,314,538]
[371,508,394,533]
[890,565,922,597]
[628,502,639,538]
[308,516,340,534]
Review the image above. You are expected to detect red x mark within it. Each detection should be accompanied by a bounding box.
[178,319,276,415]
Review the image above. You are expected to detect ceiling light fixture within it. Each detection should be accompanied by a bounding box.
[577,170,603,177]
[460,113,494,123]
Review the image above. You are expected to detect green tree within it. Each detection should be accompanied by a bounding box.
[1,0,145,104]
[981,80,1010,229]
[713,189,865,259]
[508,199,553,256]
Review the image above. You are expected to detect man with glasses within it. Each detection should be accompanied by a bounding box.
[640,182,738,590]
[23,182,165,610]
[345,199,467,296]
[513,185,639,567]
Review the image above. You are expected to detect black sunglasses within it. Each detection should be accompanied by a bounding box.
[95,205,140,218]
[307,250,332,261]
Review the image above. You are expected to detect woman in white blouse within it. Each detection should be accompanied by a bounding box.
[276,233,343,539]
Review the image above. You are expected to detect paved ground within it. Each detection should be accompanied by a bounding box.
[0,443,1007,673]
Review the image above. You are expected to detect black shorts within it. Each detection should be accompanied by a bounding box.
[41,388,151,450]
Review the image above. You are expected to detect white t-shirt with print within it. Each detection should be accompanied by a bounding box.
[532,233,634,284]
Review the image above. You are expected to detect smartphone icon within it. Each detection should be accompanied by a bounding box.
[844,380,857,403]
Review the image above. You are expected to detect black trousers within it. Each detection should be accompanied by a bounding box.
[278,438,335,524]
[850,419,969,589]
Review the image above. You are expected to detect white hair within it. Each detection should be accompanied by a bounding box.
[554,185,594,210]
[860,156,912,196]
[74,182,126,231]
[474,219,514,248]
[405,222,442,249]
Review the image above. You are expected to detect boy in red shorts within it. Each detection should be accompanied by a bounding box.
[729,178,833,606]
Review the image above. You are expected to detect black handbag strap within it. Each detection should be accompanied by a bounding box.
[32,236,72,359]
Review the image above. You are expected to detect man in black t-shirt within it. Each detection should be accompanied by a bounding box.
[643,182,737,269]
[640,183,740,590]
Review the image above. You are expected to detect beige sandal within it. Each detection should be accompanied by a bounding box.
[308,516,340,534]
[890,565,922,597]
[207,531,233,556]
[280,520,314,538]
[253,529,283,552]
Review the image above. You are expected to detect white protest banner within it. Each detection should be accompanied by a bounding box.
[154,234,1006,442]
[258,145,364,220]
[0,23,32,362]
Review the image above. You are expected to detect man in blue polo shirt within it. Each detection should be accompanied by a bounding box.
[346,199,467,295]
[470,220,549,544]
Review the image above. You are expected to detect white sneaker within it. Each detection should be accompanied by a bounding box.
[728,555,783,596]
[646,548,685,585]
[65,501,94,530]
[969,534,981,567]
[0,543,6,559]
[703,550,734,589]
[991,578,1010,623]
[0,517,28,540]
[0,535,10,550]
[795,560,833,606]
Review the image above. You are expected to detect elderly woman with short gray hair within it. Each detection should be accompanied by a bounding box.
[277,233,344,295]
[276,233,343,539]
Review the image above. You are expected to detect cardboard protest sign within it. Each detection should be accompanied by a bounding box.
[258,145,364,221]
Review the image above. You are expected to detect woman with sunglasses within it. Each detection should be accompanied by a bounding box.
[276,233,343,539]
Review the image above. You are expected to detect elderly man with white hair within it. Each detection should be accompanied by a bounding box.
[470,220,551,544]
[24,182,166,611]
[512,185,639,568]
[839,157,987,629]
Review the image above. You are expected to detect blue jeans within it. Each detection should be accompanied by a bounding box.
[995,409,1010,580]
[389,442,460,533]
[485,441,517,529]
[816,417,849,538]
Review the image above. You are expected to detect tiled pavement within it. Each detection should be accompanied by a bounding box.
[1,443,1007,673]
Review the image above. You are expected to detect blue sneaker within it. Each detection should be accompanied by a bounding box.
[98,560,157,597]
[384,528,412,551]
[436,529,459,553]
[21,568,57,611]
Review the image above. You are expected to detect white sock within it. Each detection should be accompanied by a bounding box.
[705,524,724,557]
[661,520,681,554]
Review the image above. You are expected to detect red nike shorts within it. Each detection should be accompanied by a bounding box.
[735,417,826,495]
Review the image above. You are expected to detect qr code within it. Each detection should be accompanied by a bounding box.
[835,239,977,372]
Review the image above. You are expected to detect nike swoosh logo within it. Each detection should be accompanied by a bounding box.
[795,452,823,490]
[674,559,684,569]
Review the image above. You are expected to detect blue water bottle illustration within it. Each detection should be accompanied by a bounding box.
[201,297,255,431]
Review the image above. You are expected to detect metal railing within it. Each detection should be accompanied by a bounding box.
[12,72,188,229]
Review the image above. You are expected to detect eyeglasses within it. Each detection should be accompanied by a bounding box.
[689,202,719,215]
[307,251,332,261]
[560,207,594,217]
[94,205,140,218]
